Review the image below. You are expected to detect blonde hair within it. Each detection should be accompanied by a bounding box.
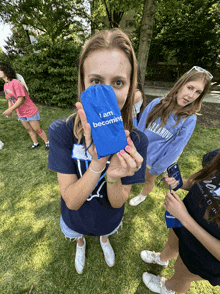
[145,69,211,129]
[72,29,137,142]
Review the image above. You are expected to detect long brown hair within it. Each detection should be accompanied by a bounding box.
[73,29,137,142]
[145,69,211,129]
[190,152,220,226]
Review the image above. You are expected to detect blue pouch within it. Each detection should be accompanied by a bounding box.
[81,85,127,159]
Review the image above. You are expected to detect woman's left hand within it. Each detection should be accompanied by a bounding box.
[107,131,143,180]
[163,191,189,222]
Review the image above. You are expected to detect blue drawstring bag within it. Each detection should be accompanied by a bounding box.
[81,85,127,159]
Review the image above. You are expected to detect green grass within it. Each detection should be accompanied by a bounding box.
[0,95,220,294]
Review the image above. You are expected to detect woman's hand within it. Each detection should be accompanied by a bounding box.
[75,102,108,169]
[107,130,143,181]
[163,175,179,190]
[163,191,189,222]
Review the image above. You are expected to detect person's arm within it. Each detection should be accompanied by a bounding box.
[3,97,24,116]
[57,159,107,210]
[149,116,196,176]
[163,191,220,261]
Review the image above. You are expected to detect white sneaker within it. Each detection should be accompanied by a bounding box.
[75,237,86,274]
[100,237,115,267]
[142,272,175,294]
[141,250,169,267]
[129,195,146,206]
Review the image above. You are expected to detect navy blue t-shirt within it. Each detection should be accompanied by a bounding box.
[48,117,148,236]
[174,171,220,286]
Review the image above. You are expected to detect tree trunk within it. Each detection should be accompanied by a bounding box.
[137,0,156,86]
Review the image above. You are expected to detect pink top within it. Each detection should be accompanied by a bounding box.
[4,79,38,117]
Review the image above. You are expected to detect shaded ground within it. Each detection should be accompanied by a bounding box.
[196,102,220,129]
[145,96,220,129]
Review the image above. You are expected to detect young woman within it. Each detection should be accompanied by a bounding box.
[132,65,146,127]
[141,150,220,293]
[0,62,49,150]
[48,29,148,274]
[129,66,212,206]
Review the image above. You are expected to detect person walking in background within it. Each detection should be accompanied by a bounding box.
[129,66,213,206]
[48,29,148,274]
[0,62,49,150]
[141,150,220,293]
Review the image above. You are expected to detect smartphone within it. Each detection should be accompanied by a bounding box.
[167,163,183,191]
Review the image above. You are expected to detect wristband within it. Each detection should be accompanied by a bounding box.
[89,166,105,174]
[104,175,119,184]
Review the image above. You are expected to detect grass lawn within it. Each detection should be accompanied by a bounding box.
[0,95,220,294]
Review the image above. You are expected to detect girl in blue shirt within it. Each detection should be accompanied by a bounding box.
[48,29,148,275]
[129,67,212,206]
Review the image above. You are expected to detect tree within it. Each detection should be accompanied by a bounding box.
[136,0,156,85]
[0,0,89,42]
[90,0,141,30]
[149,0,220,71]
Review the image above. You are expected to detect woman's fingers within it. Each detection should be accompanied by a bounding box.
[117,147,143,175]
[76,102,87,128]
[163,175,178,189]
[125,144,143,169]
[75,102,93,150]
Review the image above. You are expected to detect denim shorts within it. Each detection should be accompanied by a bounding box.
[60,215,123,241]
[18,112,40,121]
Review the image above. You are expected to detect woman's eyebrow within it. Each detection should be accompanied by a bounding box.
[88,73,126,80]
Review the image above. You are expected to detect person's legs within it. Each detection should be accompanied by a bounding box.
[29,120,48,143]
[160,228,179,262]
[165,255,204,293]
[59,216,86,274]
[141,229,178,267]
[129,167,157,206]
[75,236,86,274]
[21,120,38,143]
[100,235,115,267]
[99,221,122,267]
[141,167,157,195]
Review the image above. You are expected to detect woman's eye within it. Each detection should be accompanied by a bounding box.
[91,79,101,85]
[114,80,123,87]
[188,86,193,90]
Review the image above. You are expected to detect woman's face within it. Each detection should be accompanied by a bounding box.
[176,80,205,108]
[83,49,132,110]
[0,70,7,81]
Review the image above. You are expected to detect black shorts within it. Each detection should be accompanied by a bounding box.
[174,228,220,286]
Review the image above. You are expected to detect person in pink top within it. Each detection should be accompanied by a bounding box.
[0,62,49,150]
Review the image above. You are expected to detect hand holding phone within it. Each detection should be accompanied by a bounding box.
[164,186,183,228]
[167,163,183,191]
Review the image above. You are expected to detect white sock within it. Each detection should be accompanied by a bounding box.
[137,194,146,197]
[45,141,49,145]
[34,142,39,146]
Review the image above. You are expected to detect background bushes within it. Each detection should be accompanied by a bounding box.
[4,36,83,108]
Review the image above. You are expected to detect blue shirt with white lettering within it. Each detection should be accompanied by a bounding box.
[137,98,197,176]
[48,117,148,236]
